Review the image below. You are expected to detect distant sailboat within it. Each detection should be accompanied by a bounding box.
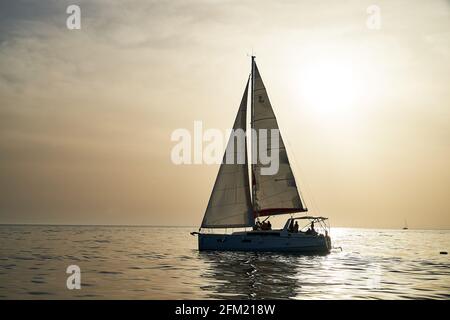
[191,57,331,253]
[403,219,408,230]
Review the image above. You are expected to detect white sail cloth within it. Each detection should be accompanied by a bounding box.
[251,62,306,216]
[201,80,254,228]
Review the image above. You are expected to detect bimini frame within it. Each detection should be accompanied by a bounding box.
[284,216,330,236]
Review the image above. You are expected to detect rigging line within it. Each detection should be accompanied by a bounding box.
[252,116,276,122]
[283,134,321,216]
[256,174,293,184]
[258,190,292,200]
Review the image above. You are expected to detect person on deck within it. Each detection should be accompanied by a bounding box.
[309,221,317,235]
[267,221,272,230]
[288,220,294,233]
[294,221,299,233]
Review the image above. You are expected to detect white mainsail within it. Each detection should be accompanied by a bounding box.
[201,79,254,228]
[251,60,307,216]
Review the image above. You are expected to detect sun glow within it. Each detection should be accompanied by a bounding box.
[297,59,363,119]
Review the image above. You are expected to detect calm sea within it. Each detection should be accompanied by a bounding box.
[0,225,448,299]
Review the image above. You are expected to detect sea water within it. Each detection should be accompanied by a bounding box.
[0,225,448,299]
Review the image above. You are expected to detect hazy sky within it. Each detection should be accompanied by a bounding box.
[0,0,449,228]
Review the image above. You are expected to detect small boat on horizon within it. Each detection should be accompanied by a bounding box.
[191,57,331,253]
[403,219,408,230]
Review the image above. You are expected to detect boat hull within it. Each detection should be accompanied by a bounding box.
[198,231,331,253]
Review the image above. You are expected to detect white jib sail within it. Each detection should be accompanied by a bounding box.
[201,79,254,228]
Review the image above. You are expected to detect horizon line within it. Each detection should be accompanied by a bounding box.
[0,223,449,231]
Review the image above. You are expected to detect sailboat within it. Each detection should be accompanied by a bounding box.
[403,219,408,230]
[191,57,331,253]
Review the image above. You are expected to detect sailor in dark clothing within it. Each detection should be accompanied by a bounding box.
[294,221,299,233]
[288,219,294,233]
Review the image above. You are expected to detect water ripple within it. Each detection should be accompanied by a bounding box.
[0,226,448,299]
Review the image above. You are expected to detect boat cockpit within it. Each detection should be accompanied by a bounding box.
[247,216,330,237]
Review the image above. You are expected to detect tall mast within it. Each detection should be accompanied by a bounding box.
[251,55,257,217]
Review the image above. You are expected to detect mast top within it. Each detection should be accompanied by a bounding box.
[247,48,255,61]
